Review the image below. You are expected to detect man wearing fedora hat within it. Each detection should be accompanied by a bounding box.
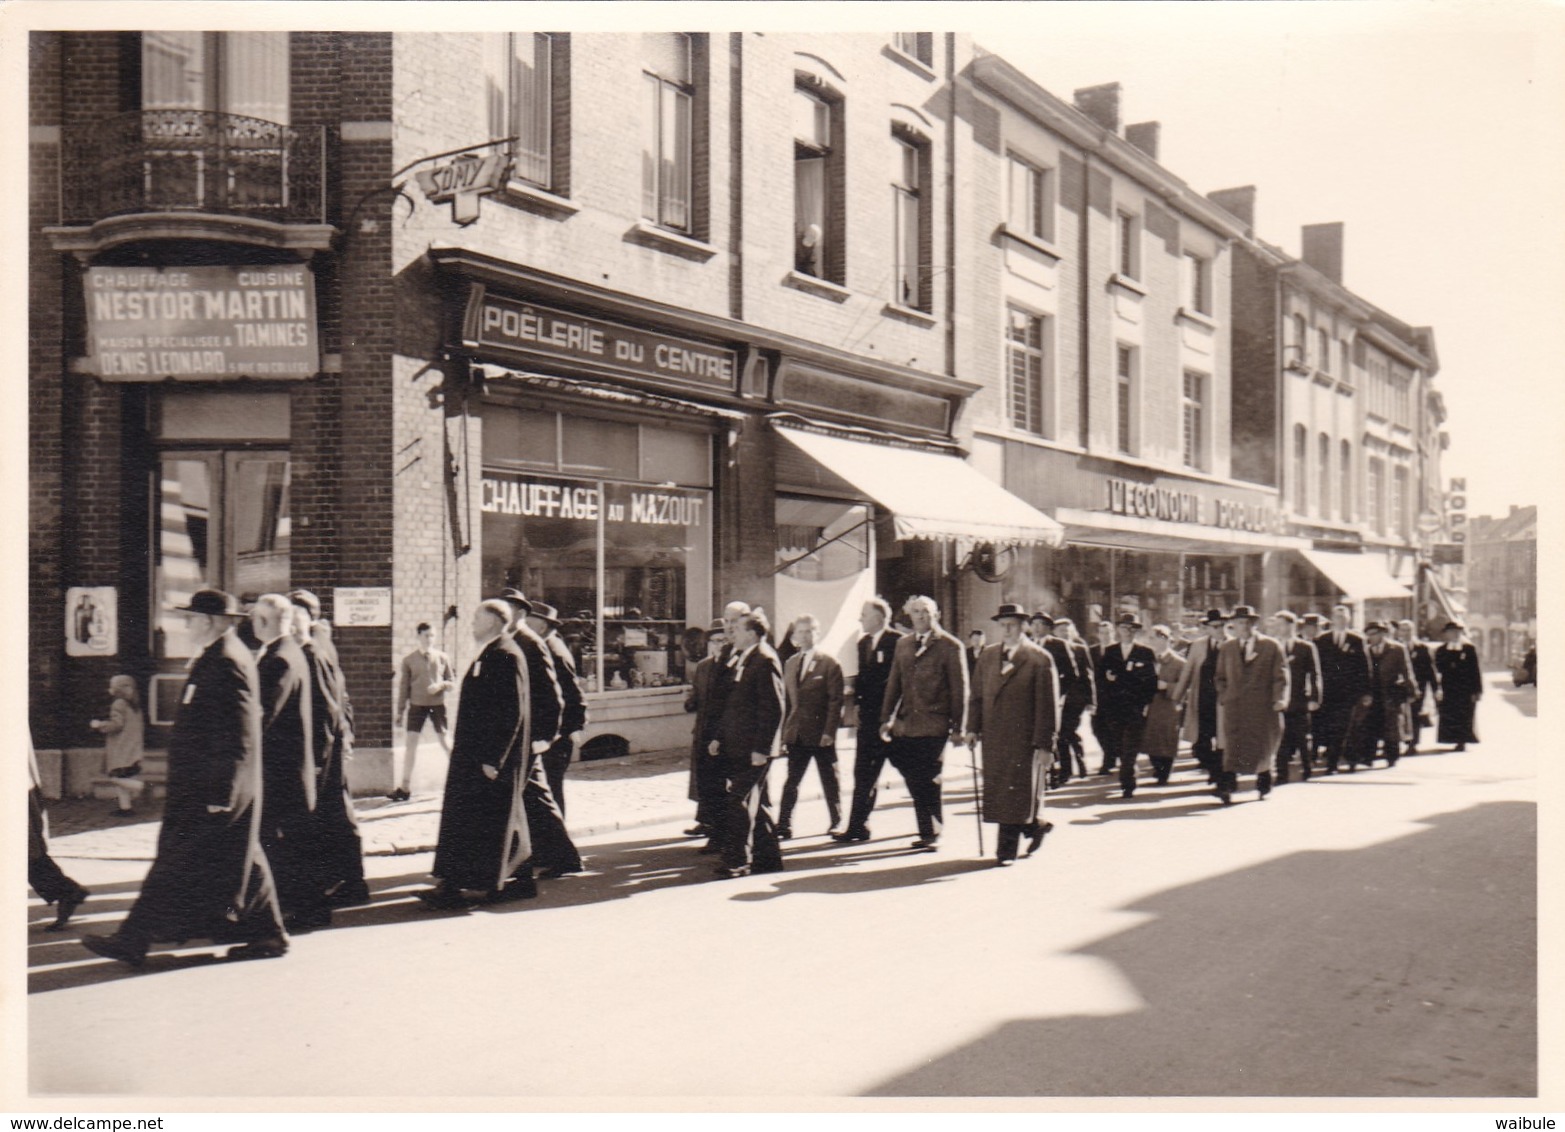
[498,589,580,878]
[1213,605,1288,804]
[1171,609,1228,785]
[1034,611,1094,786]
[1315,603,1374,774]
[1269,610,1322,785]
[965,604,1057,864]
[82,589,288,966]
[525,600,588,818]
[1096,613,1158,799]
[1358,621,1415,768]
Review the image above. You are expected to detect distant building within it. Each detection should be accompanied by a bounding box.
[1465,505,1536,664]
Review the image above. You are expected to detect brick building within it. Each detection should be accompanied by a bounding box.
[29,30,1063,791]
[1465,505,1536,665]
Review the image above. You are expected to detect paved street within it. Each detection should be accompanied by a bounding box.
[29,675,1536,1099]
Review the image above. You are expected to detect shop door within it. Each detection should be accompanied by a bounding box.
[150,449,290,729]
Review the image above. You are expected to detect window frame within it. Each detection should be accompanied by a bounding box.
[483,32,568,196]
[1005,152,1055,245]
[1115,343,1137,455]
[889,33,933,66]
[1005,305,1051,438]
[793,79,845,286]
[642,33,695,233]
[1183,252,1211,316]
[1318,432,1333,520]
[1181,369,1206,471]
[1293,424,1309,514]
[891,128,932,311]
[1116,210,1142,281]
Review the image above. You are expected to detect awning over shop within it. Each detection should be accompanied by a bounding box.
[775,425,1065,548]
[1296,547,1412,603]
[1054,508,1309,552]
[1425,568,1466,623]
[473,364,748,420]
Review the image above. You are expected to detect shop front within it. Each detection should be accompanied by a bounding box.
[989,443,1303,637]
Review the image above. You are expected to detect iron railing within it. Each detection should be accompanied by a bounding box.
[60,110,327,225]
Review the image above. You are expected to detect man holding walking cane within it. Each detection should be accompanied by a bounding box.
[966,604,1058,866]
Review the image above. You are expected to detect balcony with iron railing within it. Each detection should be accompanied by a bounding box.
[50,110,334,255]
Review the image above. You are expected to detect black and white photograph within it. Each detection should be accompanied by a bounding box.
[8,0,1559,1120]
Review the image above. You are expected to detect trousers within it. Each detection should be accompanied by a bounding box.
[778,743,841,830]
[841,727,892,835]
[888,735,947,840]
[716,755,783,871]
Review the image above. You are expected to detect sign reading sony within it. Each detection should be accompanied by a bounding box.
[466,289,738,390]
[84,265,319,380]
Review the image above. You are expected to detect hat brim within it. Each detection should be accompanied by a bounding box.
[991,612,1027,622]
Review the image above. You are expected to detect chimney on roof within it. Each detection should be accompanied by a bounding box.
[1207,186,1256,233]
[1301,222,1345,284]
[1073,82,1121,133]
[1124,121,1159,159]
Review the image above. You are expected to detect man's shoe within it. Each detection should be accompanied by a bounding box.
[774,826,793,841]
[539,864,582,879]
[1025,822,1054,857]
[483,878,538,904]
[683,824,710,837]
[81,932,145,967]
[995,857,1016,867]
[831,829,870,843]
[326,881,373,908]
[45,883,89,932]
[910,837,940,851]
[416,885,470,910]
[284,908,333,933]
[108,807,137,819]
[714,864,751,879]
[1120,788,1134,799]
[696,843,721,855]
[226,935,289,961]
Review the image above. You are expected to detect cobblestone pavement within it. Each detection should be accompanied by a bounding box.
[43,745,950,861]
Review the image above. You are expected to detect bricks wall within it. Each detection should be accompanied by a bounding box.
[1229,243,1279,486]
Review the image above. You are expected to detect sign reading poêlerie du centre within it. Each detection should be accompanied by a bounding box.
[84,265,320,381]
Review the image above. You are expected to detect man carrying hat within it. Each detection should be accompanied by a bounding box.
[1358,621,1416,768]
[1213,605,1289,804]
[1034,611,1094,787]
[965,604,1058,865]
[1171,610,1228,785]
[83,590,288,966]
[1096,613,1159,799]
[525,600,589,819]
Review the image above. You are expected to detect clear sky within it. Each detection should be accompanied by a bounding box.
[975,0,1565,519]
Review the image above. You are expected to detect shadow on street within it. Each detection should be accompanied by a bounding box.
[865,799,1536,1098]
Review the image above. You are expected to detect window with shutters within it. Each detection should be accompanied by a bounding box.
[1006,307,1051,437]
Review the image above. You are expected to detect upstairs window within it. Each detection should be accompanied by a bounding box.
[1317,328,1332,375]
[143,31,289,124]
[794,84,842,284]
[1006,154,1054,244]
[1116,210,1141,281]
[483,33,563,191]
[1183,252,1210,315]
[1116,344,1137,455]
[890,33,932,66]
[1340,440,1353,520]
[1293,424,1309,514]
[1318,432,1333,519]
[1182,370,1206,470]
[1006,307,1050,437]
[891,132,930,310]
[1291,314,1308,366]
[642,33,694,231]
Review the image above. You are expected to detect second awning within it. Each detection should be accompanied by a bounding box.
[1296,547,1412,603]
[775,425,1065,548]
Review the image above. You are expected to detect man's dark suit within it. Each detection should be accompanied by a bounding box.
[1095,642,1159,795]
[510,624,579,874]
[1405,638,1437,750]
[1042,635,1094,783]
[1360,640,1414,766]
[839,627,902,837]
[541,630,587,816]
[1276,637,1323,783]
[1315,629,1371,772]
[256,635,325,925]
[778,649,844,835]
[707,643,785,871]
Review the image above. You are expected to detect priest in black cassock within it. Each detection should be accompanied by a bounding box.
[420,599,535,908]
[82,589,287,966]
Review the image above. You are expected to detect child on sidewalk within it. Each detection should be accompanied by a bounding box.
[90,674,145,818]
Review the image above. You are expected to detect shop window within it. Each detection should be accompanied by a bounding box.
[1183,554,1243,623]
[481,404,712,487]
[794,84,843,284]
[561,415,639,479]
[1006,153,1054,245]
[1006,306,1051,437]
[481,470,711,693]
[641,33,695,232]
[891,131,930,311]
[483,32,567,193]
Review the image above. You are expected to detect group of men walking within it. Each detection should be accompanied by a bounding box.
[66,579,1486,967]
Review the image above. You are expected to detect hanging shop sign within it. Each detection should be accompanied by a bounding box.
[83,265,320,381]
[414,152,510,225]
[462,285,739,392]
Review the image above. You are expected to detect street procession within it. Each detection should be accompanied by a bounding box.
[32,581,1486,967]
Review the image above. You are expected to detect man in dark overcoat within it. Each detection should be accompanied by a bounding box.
[420,599,535,908]
[251,593,328,932]
[1270,611,1322,784]
[499,589,580,878]
[1314,603,1373,773]
[1035,612,1095,786]
[683,619,727,837]
[526,600,588,817]
[1396,619,1439,753]
[776,613,845,838]
[1434,621,1483,750]
[1097,614,1159,799]
[1171,610,1227,784]
[82,589,287,965]
[288,589,367,908]
[966,604,1058,865]
[833,597,902,842]
[706,610,785,877]
[1359,622,1416,767]
[879,595,969,850]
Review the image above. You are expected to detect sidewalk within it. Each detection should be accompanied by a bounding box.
[44,745,960,862]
